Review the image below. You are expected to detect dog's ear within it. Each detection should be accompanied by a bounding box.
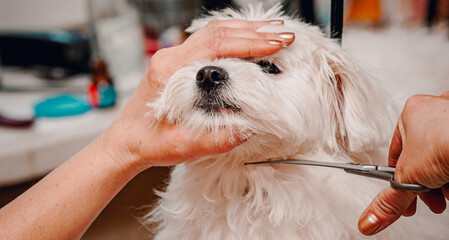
[313,46,396,153]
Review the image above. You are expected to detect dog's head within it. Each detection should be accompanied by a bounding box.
[148,4,395,158]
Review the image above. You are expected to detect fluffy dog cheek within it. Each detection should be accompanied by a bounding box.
[147,66,199,123]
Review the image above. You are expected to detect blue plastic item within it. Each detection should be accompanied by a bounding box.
[34,94,91,118]
[98,85,117,108]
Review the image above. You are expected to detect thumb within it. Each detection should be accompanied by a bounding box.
[358,187,417,235]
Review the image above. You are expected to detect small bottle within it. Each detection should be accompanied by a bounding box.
[87,59,116,108]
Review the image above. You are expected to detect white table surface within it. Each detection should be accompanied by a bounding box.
[0,71,142,187]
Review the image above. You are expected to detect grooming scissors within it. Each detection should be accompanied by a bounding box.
[245,159,432,192]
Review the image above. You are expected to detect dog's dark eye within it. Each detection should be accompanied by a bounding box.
[257,60,281,74]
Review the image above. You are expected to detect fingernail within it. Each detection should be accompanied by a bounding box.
[267,40,282,45]
[279,32,295,39]
[359,212,381,235]
[269,20,284,25]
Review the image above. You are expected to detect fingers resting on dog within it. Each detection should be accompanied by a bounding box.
[205,19,283,29]
[148,19,295,84]
[188,19,295,59]
[209,26,294,42]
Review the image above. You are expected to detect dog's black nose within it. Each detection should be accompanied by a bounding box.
[196,66,228,91]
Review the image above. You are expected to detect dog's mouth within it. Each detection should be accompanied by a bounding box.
[195,97,241,113]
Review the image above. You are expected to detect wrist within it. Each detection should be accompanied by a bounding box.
[94,124,150,179]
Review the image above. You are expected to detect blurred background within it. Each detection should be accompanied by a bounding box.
[0,0,448,239]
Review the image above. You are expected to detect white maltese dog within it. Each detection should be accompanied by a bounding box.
[145,4,449,240]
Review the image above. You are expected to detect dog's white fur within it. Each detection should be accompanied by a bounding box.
[145,4,449,240]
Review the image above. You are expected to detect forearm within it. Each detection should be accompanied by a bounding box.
[0,137,139,240]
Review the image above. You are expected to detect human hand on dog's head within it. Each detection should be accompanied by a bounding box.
[359,91,449,235]
[96,20,295,173]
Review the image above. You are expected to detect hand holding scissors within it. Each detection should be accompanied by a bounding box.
[359,93,449,236]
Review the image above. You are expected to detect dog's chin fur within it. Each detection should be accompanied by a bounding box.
[144,4,449,240]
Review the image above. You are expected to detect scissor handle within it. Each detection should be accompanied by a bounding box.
[345,168,432,192]
[390,177,431,192]
[377,166,432,192]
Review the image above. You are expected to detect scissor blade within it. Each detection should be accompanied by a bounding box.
[244,159,370,172]
[245,159,432,192]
